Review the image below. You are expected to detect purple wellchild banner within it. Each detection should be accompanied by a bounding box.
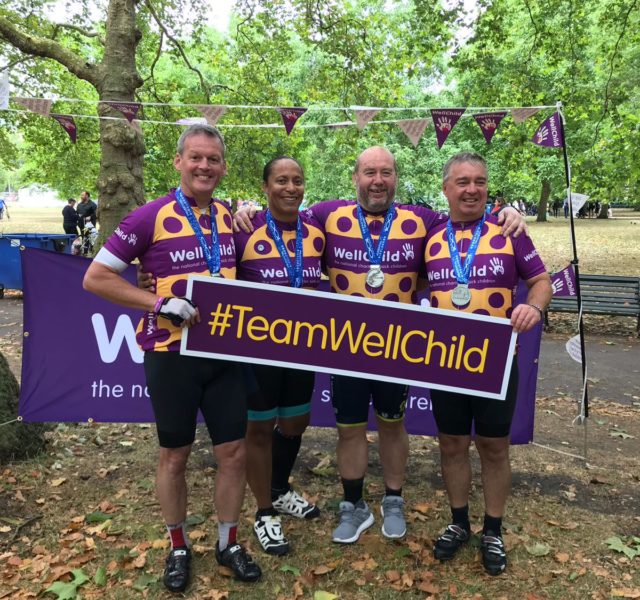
[19,248,541,443]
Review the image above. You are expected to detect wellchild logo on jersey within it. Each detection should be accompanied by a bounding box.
[169,243,235,263]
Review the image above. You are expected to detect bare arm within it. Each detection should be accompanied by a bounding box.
[83,261,159,312]
[510,272,552,334]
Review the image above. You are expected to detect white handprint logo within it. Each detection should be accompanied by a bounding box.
[437,117,452,132]
[552,278,564,294]
[480,118,497,130]
[402,243,414,260]
[489,257,504,275]
[536,126,549,144]
[128,233,138,245]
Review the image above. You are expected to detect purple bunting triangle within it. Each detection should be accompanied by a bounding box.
[102,101,141,123]
[531,112,564,148]
[550,264,577,297]
[473,111,507,144]
[430,108,466,149]
[51,114,77,143]
[278,107,307,135]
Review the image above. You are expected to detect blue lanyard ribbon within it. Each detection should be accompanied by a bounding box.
[174,187,221,276]
[266,209,304,288]
[356,204,396,266]
[446,216,485,284]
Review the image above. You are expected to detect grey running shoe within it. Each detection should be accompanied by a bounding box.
[332,500,374,544]
[380,495,406,539]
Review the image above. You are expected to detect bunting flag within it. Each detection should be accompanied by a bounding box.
[531,112,564,148]
[51,114,77,143]
[473,111,507,144]
[550,264,577,297]
[0,71,9,110]
[195,104,227,125]
[511,107,540,124]
[396,118,430,148]
[14,97,52,117]
[430,108,466,149]
[101,101,141,123]
[278,107,307,135]
[354,108,380,131]
[569,191,589,216]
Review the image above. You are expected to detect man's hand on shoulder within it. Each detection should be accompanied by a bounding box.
[497,206,528,238]
[233,205,258,233]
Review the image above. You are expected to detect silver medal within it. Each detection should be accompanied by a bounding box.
[366,265,385,288]
[451,284,471,307]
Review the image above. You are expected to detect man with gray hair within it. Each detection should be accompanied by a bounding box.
[84,124,261,591]
[427,151,551,575]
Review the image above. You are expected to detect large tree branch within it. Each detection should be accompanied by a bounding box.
[0,16,97,86]
[143,0,211,103]
[52,23,105,45]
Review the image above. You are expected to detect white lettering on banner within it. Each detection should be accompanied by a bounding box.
[91,313,144,364]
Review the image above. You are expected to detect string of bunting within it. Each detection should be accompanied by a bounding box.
[1,91,559,149]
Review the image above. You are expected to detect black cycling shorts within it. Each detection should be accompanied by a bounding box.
[144,352,248,448]
[247,364,314,421]
[330,374,408,426]
[430,361,519,438]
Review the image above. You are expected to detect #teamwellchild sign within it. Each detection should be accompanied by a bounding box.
[181,276,517,400]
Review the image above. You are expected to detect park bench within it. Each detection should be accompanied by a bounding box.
[544,274,640,335]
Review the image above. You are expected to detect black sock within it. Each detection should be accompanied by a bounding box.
[342,477,364,505]
[451,505,470,531]
[385,486,402,497]
[256,507,278,519]
[483,514,502,537]
[270,426,302,500]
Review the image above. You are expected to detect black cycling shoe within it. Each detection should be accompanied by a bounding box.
[215,542,262,582]
[480,532,507,576]
[163,547,191,593]
[433,524,470,561]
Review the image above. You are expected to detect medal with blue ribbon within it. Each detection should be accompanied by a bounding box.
[174,187,221,276]
[446,215,485,307]
[356,204,396,289]
[265,209,304,288]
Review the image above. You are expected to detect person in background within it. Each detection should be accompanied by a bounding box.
[0,196,9,221]
[62,198,79,235]
[77,190,97,227]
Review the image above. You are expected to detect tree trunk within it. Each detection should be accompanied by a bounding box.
[536,179,551,222]
[0,351,50,463]
[94,0,146,250]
